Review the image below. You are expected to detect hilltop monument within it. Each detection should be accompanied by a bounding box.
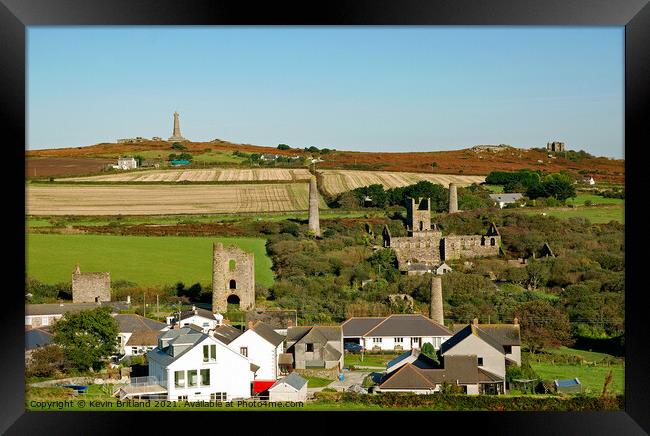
[308,176,321,237]
[168,111,187,142]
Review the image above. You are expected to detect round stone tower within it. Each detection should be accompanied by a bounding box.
[308,176,321,237]
[430,275,444,325]
[448,183,458,214]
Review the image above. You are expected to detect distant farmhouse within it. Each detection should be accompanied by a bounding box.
[382,194,501,274]
[112,156,138,170]
[489,193,524,209]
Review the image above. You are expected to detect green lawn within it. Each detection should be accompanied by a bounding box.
[191,151,246,164]
[565,194,624,206]
[344,352,402,369]
[26,233,274,288]
[529,362,624,395]
[520,205,624,224]
[483,184,504,193]
[304,376,333,388]
[544,346,623,363]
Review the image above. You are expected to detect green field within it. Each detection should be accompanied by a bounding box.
[565,194,624,206]
[520,205,624,224]
[305,376,333,388]
[26,233,274,288]
[529,362,624,395]
[483,184,504,193]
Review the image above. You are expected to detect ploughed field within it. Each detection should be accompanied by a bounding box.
[55,167,312,182]
[26,183,327,215]
[26,157,115,178]
[319,169,485,197]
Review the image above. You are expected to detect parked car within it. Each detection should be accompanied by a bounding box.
[344,343,363,354]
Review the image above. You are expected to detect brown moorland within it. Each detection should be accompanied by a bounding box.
[26,140,624,183]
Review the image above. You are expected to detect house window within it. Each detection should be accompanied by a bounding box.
[229,259,236,271]
[178,395,188,401]
[240,347,248,357]
[131,347,138,354]
[211,392,226,401]
[188,370,198,387]
[201,369,210,386]
[203,344,217,362]
[203,322,209,327]
[504,345,512,354]
[174,371,186,388]
[478,357,484,366]
[42,317,49,326]
[394,338,404,343]
[490,238,496,246]
[306,343,314,352]
[373,338,382,343]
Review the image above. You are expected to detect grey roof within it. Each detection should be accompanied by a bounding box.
[407,263,432,271]
[341,317,385,337]
[246,309,297,330]
[322,343,342,361]
[380,355,481,390]
[114,314,166,333]
[476,324,521,346]
[25,328,53,350]
[387,349,440,373]
[211,325,243,345]
[125,330,161,346]
[270,372,308,391]
[489,193,523,203]
[147,327,206,366]
[363,314,452,338]
[251,321,284,347]
[26,303,116,316]
[287,326,342,344]
[179,308,216,321]
[440,324,505,355]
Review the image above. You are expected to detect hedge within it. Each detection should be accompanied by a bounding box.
[312,392,623,411]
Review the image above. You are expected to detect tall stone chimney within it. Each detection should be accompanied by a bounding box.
[247,320,254,330]
[308,176,321,237]
[430,276,444,325]
[448,183,458,214]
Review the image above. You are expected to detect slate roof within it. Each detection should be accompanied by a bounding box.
[440,324,505,355]
[478,367,504,382]
[380,355,484,390]
[25,328,53,350]
[147,327,206,366]
[341,317,385,337]
[489,193,523,203]
[245,309,297,330]
[270,372,307,391]
[278,353,294,365]
[26,303,118,316]
[287,326,342,343]
[476,324,521,346]
[322,343,342,361]
[114,314,166,333]
[211,325,243,345]
[179,308,216,321]
[251,321,284,347]
[363,314,452,338]
[387,349,440,373]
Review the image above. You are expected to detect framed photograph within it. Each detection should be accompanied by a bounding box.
[3,0,648,433]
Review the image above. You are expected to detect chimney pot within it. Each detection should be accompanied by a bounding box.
[472,318,479,326]
[247,320,254,329]
[287,319,294,327]
[513,317,519,325]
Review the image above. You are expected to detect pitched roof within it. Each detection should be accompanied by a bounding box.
[25,328,53,350]
[278,353,294,365]
[440,324,505,355]
[125,330,161,346]
[251,321,284,347]
[489,193,523,203]
[322,343,342,361]
[114,314,166,333]
[245,309,297,329]
[26,303,112,316]
[270,372,307,391]
[341,317,385,337]
[179,308,216,321]
[380,363,437,390]
[363,314,452,338]
[287,326,341,344]
[147,328,207,366]
[478,367,504,382]
[476,324,521,346]
[211,325,243,345]
[387,349,440,373]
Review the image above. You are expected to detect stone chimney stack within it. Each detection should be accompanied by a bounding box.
[472,317,479,326]
[513,317,519,325]
[448,183,458,214]
[308,176,321,237]
[430,276,444,325]
[73,264,81,274]
[247,320,254,330]
[287,319,294,328]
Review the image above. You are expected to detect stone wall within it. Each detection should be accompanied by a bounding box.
[443,235,501,260]
[212,242,255,313]
[72,271,111,303]
[390,235,442,269]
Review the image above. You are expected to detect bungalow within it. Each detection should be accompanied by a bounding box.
[286,326,343,370]
[168,307,223,332]
[341,314,452,352]
[147,326,254,401]
[489,193,524,209]
[25,302,127,330]
[268,372,308,402]
[117,157,138,170]
[228,321,285,394]
[114,313,168,357]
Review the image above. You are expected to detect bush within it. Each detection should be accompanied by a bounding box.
[277,144,290,150]
[171,142,187,150]
[26,345,67,378]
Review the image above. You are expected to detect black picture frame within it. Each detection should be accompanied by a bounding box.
[3,0,648,434]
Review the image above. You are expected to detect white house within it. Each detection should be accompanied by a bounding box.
[341,314,453,352]
[489,193,524,209]
[268,373,308,402]
[168,307,223,333]
[117,157,137,170]
[228,321,284,393]
[114,313,168,358]
[147,327,254,401]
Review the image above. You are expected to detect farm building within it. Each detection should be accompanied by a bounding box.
[116,157,138,170]
[286,326,344,370]
[489,193,524,209]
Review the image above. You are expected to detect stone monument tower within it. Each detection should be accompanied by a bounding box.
[308,176,321,237]
[448,183,458,214]
[430,275,444,325]
[406,197,432,235]
[168,111,187,142]
[212,242,255,313]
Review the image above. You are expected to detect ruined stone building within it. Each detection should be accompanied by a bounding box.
[212,242,255,313]
[546,141,566,152]
[71,264,111,303]
[382,197,501,273]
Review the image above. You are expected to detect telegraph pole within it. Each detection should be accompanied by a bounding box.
[143,292,146,317]
[156,294,159,318]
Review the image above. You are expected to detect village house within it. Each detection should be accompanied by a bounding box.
[167,306,223,332]
[25,302,127,330]
[228,321,285,395]
[245,309,297,336]
[114,313,168,358]
[286,326,344,370]
[115,156,137,170]
[146,326,254,402]
[488,193,524,209]
[341,314,452,352]
[449,318,522,366]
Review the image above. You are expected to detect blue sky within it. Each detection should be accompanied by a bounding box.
[27,27,624,158]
